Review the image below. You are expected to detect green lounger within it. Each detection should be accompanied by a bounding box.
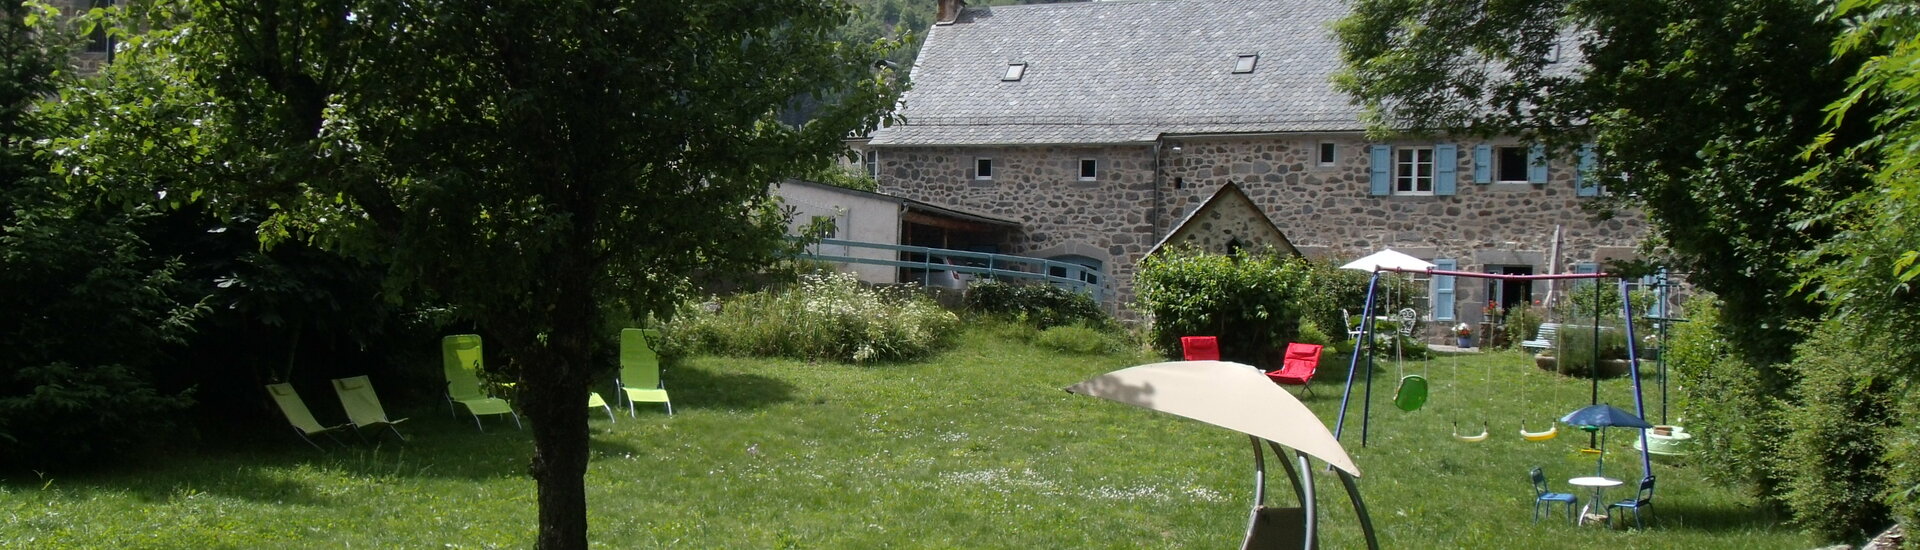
[265,383,348,451]
[441,334,522,431]
[617,328,673,416]
[331,375,409,441]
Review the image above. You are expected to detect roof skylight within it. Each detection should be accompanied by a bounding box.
[1233,54,1258,74]
[1003,62,1027,81]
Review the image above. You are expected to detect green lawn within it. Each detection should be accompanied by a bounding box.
[0,326,1817,548]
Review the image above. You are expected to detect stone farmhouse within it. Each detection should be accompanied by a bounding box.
[857,0,1651,325]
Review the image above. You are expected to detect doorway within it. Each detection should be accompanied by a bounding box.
[1484,265,1535,315]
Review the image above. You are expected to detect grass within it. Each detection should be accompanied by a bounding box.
[0,324,1819,548]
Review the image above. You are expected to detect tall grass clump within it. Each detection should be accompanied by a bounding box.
[667,272,959,363]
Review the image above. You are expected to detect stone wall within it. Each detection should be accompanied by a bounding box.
[872,132,1651,320]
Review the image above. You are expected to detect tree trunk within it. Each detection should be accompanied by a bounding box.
[528,378,591,550]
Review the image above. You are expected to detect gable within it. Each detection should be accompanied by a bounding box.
[1148,183,1300,258]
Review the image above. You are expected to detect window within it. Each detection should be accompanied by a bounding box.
[974,158,994,180]
[863,150,878,180]
[1233,54,1259,74]
[1395,147,1435,194]
[1317,142,1337,166]
[1494,146,1529,183]
[1002,62,1026,81]
[1078,159,1098,181]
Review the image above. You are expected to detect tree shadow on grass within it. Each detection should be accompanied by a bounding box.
[1644,500,1794,533]
[665,362,796,412]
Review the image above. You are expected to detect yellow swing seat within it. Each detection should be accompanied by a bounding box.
[1520,423,1559,441]
[1452,421,1488,442]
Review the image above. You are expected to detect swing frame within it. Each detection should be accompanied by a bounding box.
[1331,266,1661,477]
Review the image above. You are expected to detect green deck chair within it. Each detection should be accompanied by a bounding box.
[265,383,348,451]
[617,328,673,416]
[331,375,409,441]
[441,334,522,431]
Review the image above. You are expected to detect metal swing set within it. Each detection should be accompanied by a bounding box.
[1331,265,1660,478]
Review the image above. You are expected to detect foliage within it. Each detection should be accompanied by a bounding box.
[1295,259,1378,344]
[1364,318,1433,361]
[1551,323,1628,378]
[1777,316,1897,541]
[963,278,1108,330]
[1134,248,1311,366]
[0,0,199,470]
[1667,296,1787,503]
[667,272,959,364]
[1294,322,1331,347]
[1807,1,1920,531]
[1031,323,1120,355]
[798,165,878,192]
[1502,302,1546,352]
[70,1,907,547]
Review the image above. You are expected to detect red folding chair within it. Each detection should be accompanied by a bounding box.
[1180,336,1220,361]
[1267,342,1323,395]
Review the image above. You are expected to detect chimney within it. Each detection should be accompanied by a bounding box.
[936,0,967,25]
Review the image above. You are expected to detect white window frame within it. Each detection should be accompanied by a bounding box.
[1395,146,1435,195]
[1317,142,1337,167]
[974,157,994,181]
[1493,146,1529,184]
[1078,159,1098,181]
[863,150,879,180]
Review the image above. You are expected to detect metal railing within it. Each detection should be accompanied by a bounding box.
[794,238,1104,301]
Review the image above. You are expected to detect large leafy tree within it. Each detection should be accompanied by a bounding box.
[73,1,902,547]
[1332,0,1888,536]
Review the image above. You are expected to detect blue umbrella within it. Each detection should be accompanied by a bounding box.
[1561,404,1651,476]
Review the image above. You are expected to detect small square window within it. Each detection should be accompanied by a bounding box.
[1078,159,1098,181]
[1494,146,1529,183]
[975,158,994,180]
[1003,62,1026,81]
[1233,54,1258,74]
[1317,142,1337,166]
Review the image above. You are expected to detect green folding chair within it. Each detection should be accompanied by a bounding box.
[441,334,522,431]
[617,328,673,417]
[265,383,348,451]
[331,375,409,441]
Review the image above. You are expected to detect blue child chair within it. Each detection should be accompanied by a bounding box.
[1531,466,1579,523]
[1608,476,1655,529]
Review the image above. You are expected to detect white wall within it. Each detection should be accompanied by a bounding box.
[774,182,900,284]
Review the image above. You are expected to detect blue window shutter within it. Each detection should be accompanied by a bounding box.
[1369,145,1391,196]
[1472,144,1492,183]
[1433,258,1457,321]
[1575,144,1600,197]
[1435,143,1458,195]
[1527,144,1549,184]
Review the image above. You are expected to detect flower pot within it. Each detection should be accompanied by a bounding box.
[1456,336,1472,348]
[1534,354,1556,371]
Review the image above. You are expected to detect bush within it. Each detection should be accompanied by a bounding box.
[1502,302,1545,351]
[1134,248,1310,366]
[1668,296,1788,502]
[666,272,959,363]
[1296,261,1372,344]
[1295,322,1331,347]
[964,279,1107,329]
[1552,322,1629,377]
[1033,324,1119,355]
[1777,316,1897,541]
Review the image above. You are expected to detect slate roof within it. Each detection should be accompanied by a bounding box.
[869,0,1364,147]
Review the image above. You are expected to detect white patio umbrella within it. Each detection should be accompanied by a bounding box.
[1066,360,1379,549]
[1339,248,1436,273]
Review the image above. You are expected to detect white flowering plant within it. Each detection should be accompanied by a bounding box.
[668,272,960,363]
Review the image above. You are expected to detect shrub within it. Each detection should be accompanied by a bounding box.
[963,279,1107,329]
[1295,322,1331,347]
[1033,324,1119,355]
[1296,260,1373,343]
[666,272,959,363]
[1778,316,1897,541]
[1552,322,1629,378]
[1668,296,1788,502]
[1502,302,1545,351]
[1134,248,1310,366]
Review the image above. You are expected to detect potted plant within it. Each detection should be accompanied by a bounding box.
[1454,323,1472,348]
[1554,323,1632,378]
